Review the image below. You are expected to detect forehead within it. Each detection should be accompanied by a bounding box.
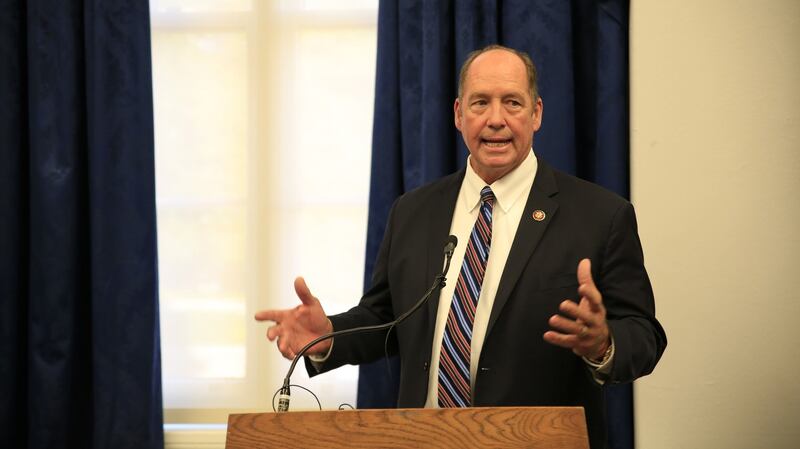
[463,50,528,97]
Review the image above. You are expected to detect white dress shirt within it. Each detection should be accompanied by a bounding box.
[423,150,538,407]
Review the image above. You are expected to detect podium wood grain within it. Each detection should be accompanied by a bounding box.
[226,407,589,448]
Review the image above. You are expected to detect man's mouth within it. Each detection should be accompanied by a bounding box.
[481,138,512,148]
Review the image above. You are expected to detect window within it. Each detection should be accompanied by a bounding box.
[151,0,378,425]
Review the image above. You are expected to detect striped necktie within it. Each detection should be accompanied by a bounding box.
[438,186,494,407]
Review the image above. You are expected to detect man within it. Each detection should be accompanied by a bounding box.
[256,45,666,448]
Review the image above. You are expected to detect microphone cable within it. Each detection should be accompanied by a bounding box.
[274,235,458,412]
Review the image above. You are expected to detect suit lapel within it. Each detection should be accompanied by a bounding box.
[424,170,464,334]
[486,160,560,335]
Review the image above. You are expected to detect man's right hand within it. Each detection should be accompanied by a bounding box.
[254,277,333,360]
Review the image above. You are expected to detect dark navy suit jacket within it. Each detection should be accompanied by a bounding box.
[309,159,667,449]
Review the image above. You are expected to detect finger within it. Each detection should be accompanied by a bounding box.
[278,336,293,359]
[577,259,603,309]
[556,299,581,321]
[294,276,319,307]
[255,309,287,322]
[545,330,600,359]
[578,285,603,310]
[577,258,594,287]
[543,330,580,349]
[578,293,605,320]
[548,314,585,335]
[558,299,597,326]
[558,300,601,328]
[267,324,282,341]
[578,283,603,312]
[284,345,297,360]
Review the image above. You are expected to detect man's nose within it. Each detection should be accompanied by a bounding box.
[487,103,505,128]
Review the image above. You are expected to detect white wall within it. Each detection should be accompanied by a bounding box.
[631,1,800,448]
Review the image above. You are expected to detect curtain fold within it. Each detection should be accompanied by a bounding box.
[0,1,163,448]
[361,1,632,448]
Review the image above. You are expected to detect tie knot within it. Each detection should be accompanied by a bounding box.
[480,186,494,205]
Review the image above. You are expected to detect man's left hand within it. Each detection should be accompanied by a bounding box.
[543,258,610,360]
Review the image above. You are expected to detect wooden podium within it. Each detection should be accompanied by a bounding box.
[226,406,589,448]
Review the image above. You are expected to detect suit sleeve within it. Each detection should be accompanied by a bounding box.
[600,202,667,383]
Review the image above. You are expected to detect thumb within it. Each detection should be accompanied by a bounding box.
[577,258,603,309]
[577,258,595,288]
[294,276,318,306]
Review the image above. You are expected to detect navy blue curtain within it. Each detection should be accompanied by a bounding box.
[0,1,163,448]
[360,1,632,448]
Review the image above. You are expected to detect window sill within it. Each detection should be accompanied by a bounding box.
[164,424,227,449]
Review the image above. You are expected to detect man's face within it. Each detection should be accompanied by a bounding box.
[455,49,543,184]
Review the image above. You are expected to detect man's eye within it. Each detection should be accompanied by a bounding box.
[508,100,522,107]
[472,100,487,107]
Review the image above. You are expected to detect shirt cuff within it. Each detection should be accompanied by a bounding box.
[307,339,334,371]
[582,335,615,384]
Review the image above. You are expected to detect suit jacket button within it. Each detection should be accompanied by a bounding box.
[423,362,429,371]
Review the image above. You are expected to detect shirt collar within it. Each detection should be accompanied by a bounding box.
[462,149,538,214]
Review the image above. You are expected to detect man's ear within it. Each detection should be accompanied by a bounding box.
[454,98,463,131]
[532,97,543,132]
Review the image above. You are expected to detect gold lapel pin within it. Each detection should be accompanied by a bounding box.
[532,209,546,221]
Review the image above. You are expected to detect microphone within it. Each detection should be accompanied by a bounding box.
[443,235,457,264]
[276,235,458,412]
